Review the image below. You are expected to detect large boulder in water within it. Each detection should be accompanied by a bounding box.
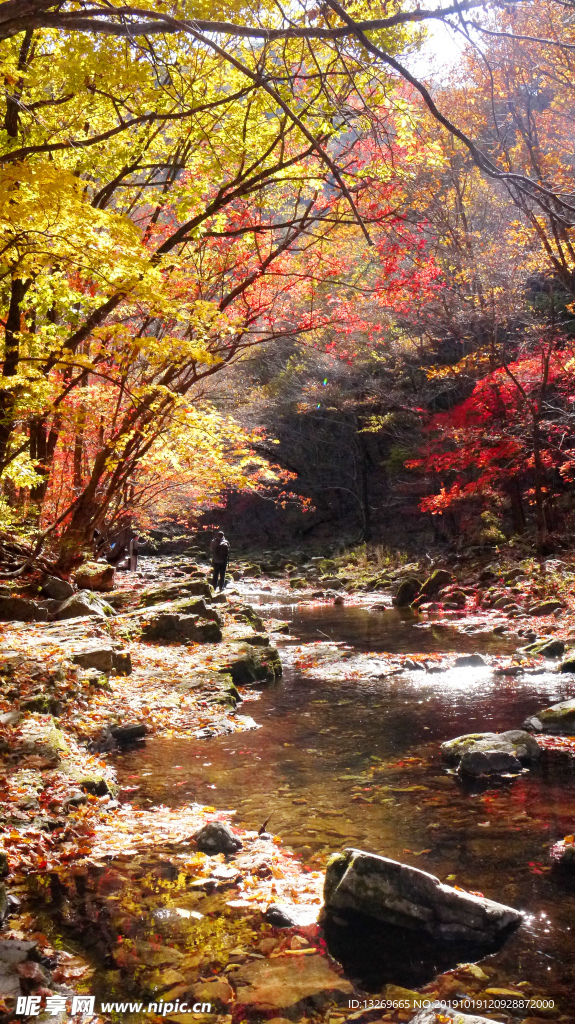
[441,730,541,772]
[221,644,282,686]
[393,578,421,607]
[458,749,523,777]
[524,697,575,734]
[323,848,522,944]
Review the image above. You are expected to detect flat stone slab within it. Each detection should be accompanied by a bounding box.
[324,849,522,944]
[230,955,353,1013]
[524,698,575,734]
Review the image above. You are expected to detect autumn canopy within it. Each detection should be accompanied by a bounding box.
[2,0,575,564]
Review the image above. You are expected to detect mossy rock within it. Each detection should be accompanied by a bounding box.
[222,645,282,686]
[419,569,454,600]
[524,638,565,658]
[524,698,575,734]
[393,577,421,607]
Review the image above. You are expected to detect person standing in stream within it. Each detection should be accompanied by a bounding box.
[210,530,229,591]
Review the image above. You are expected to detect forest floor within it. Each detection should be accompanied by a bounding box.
[0,546,574,1024]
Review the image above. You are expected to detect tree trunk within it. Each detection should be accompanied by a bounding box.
[0,277,30,471]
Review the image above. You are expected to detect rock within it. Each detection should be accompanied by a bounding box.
[179,615,223,643]
[20,694,61,715]
[110,723,147,744]
[263,904,297,927]
[230,955,353,1013]
[524,638,565,658]
[0,964,21,999]
[75,774,115,796]
[73,561,116,591]
[410,1006,497,1024]
[178,598,221,624]
[418,569,454,600]
[70,643,132,675]
[222,645,282,686]
[0,711,22,727]
[459,749,523,776]
[16,960,51,986]
[528,600,564,615]
[190,979,233,1008]
[0,853,8,878]
[141,611,222,643]
[393,578,421,607]
[323,848,522,943]
[559,649,575,672]
[232,604,265,630]
[319,576,344,589]
[0,939,37,965]
[63,790,88,809]
[193,821,243,854]
[453,654,486,667]
[524,697,575,734]
[18,716,69,764]
[41,576,74,601]
[53,590,114,620]
[441,730,541,765]
[141,580,212,605]
[0,596,47,622]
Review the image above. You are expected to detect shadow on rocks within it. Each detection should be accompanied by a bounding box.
[321,909,517,991]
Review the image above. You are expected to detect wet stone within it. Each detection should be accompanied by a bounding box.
[418,569,454,600]
[524,638,565,658]
[393,577,421,607]
[323,848,522,944]
[524,697,575,734]
[263,904,297,928]
[222,644,282,686]
[441,730,541,767]
[193,821,243,854]
[459,748,523,777]
[453,653,486,667]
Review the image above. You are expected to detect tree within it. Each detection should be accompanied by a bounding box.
[406,338,575,548]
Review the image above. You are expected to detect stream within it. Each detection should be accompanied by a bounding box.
[115,592,575,1003]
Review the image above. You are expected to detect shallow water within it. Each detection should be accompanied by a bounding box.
[116,596,575,1003]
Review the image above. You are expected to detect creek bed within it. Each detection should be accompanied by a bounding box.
[115,595,575,1003]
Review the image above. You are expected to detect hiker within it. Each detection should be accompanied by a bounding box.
[128,534,139,572]
[210,530,229,591]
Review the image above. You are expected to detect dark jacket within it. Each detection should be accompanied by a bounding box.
[210,536,229,564]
